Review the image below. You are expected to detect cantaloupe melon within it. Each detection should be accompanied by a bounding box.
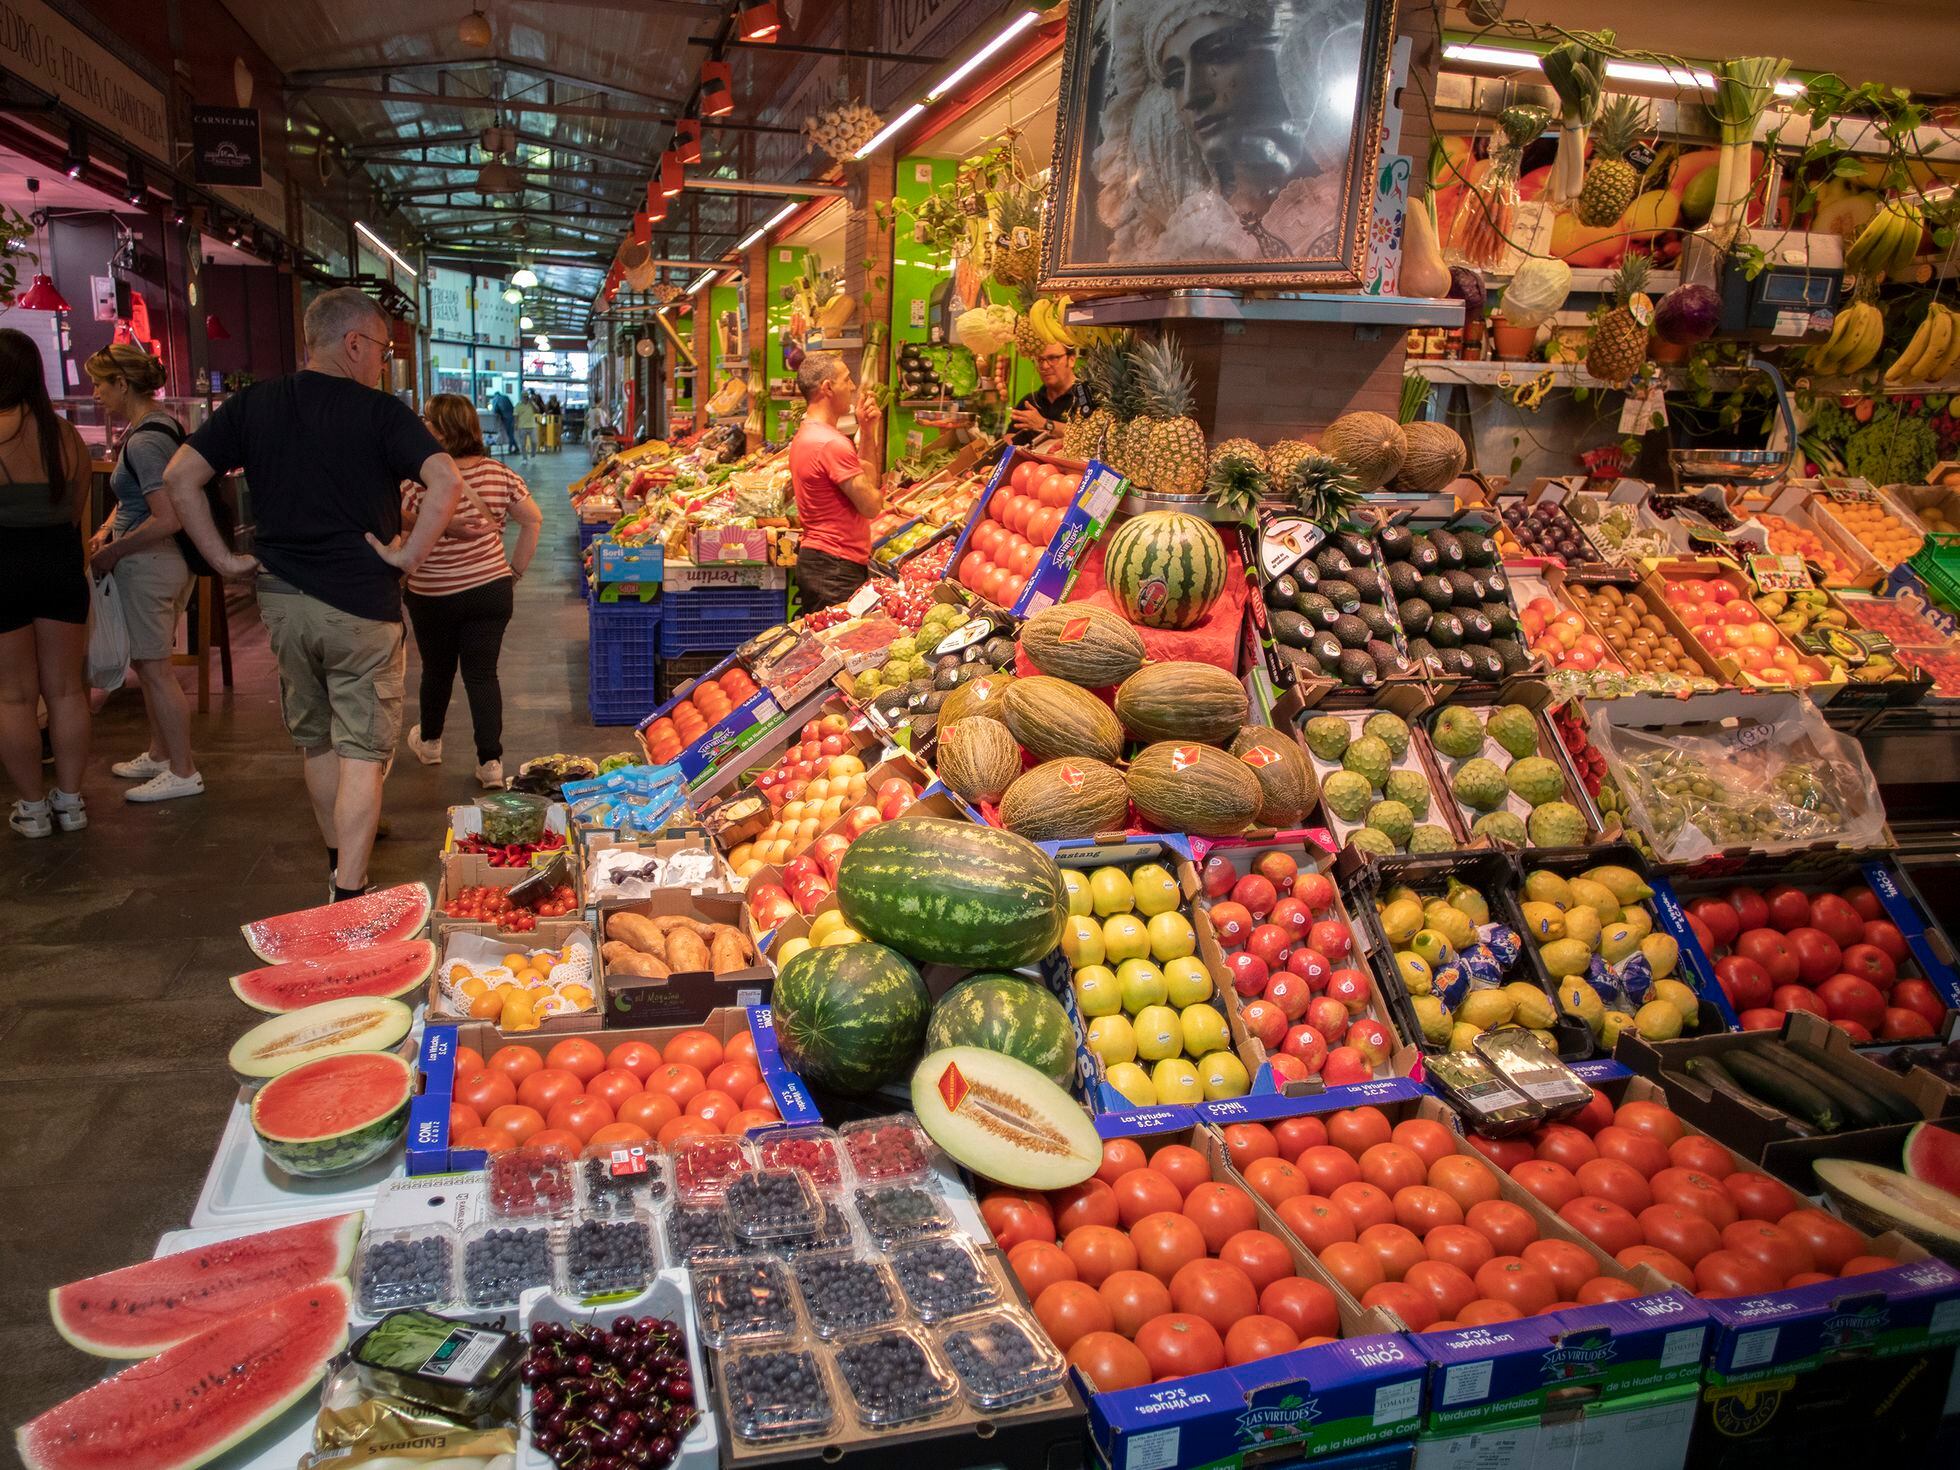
[1393,422,1468,493]
[1320,412,1408,491]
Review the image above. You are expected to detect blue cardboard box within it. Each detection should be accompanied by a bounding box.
[636,654,786,785]
[943,446,1126,617]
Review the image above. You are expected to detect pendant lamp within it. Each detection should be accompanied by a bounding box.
[700,61,734,118]
[16,180,69,312]
[675,118,703,166]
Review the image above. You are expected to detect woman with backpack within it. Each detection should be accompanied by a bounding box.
[85,343,202,803]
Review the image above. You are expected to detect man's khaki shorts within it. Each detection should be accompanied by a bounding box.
[257,576,405,763]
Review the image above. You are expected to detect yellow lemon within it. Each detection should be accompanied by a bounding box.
[1459,989,1516,1030]
[1635,999,1682,1041]
[1565,879,1621,924]
[1641,934,1680,981]
[1380,898,1425,946]
[1504,981,1556,1030]
[1557,978,1605,1033]
[1652,978,1698,1027]
[1449,1022,1484,1052]
[1600,1009,1638,1049]
[1562,905,1602,952]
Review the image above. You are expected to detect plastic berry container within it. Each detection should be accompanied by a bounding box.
[670,1133,753,1203]
[459,1217,559,1309]
[938,1309,1069,1411]
[726,1167,824,1246]
[355,1224,457,1317]
[755,1125,847,1191]
[579,1140,668,1216]
[690,1255,803,1348]
[840,1114,932,1184]
[833,1324,960,1428]
[486,1146,576,1218]
[769,1195,856,1259]
[890,1236,1001,1324]
[853,1183,955,1250]
[662,1199,734,1266]
[563,1210,657,1298]
[720,1343,838,1446]
[792,1250,903,1341]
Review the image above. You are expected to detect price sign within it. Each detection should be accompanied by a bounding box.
[1749,553,1814,591]
[1824,477,1878,504]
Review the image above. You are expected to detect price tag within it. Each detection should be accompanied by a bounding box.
[606,1145,649,1179]
[1058,616,1091,643]
[1616,381,1667,435]
[1056,763,1085,791]
[1749,553,1813,591]
[1824,477,1878,504]
[1241,744,1283,768]
[909,299,928,328]
[1169,745,1200,771]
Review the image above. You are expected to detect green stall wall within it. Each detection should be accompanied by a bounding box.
[764,244,810,442]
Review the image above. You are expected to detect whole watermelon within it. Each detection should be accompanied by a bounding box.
[1103,511,1227,630]
[836,818,1067,969]
[772,941,930,1095]
[924,974,1076,1083]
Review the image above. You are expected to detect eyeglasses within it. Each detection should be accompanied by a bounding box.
[353,331,393,360]
[1037,351,1071,364]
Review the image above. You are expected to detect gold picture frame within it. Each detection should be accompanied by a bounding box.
[1038,0,1399,295]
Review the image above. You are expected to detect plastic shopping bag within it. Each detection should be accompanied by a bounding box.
[86,573,130,692]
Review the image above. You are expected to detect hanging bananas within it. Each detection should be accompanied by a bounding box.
[1022,295,1122,352]
[1884,302,1960,387]
[1844,197,1925,281]
[1805,299,1886,377]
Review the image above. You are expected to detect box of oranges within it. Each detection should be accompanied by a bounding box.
[427,923,602,1037]
[638,655,781,782]
[1808,484,1929,569]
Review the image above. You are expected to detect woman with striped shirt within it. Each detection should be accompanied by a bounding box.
[400,394,543,788]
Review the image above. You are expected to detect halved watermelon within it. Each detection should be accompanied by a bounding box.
[228,998,414,1084]
[49,1213,361,1359]
[1903,1120,1960,1196]
[250,1051,413,1177]
[19,1280,350,1470]
[239,883,430,964]
[229,938,434,1014]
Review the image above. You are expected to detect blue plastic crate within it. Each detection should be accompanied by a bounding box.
[657,586,785,657]
[587,590,663,725]
[577,519,611,552]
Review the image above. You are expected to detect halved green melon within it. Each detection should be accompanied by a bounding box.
[1814,1158,1960,1262]
[227,997,414,1086]
[910,1045,1100,1190]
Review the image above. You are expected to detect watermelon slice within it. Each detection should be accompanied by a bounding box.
[239,883,430,964]
[19,1279,351,1470]
[49,1213,361,1359]
[250,1051,414,1178]
[1903,1120,1960,1197]
[229,939,435,1014]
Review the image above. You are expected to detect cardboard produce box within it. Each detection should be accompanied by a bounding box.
[941,446,1125,618]
[595,890,773,1028]
[424,918,602,1036]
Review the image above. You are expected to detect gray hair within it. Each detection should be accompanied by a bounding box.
[304,287,388,349]
[796,351,847,401]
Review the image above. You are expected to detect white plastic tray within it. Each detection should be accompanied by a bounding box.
[190,1089,404,1228]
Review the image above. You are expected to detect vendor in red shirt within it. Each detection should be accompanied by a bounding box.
[788,351,884,611]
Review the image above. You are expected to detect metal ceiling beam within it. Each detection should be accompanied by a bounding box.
[350,132,655,171]
[289,84,802,135]
[687,36,945,65]
[286,57,680,111]
[683,178,846,198]
[381,165,651,185]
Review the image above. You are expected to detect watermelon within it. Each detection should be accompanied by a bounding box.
[229,938,435,1014]
[1103,510,1227,630]
[227,997,415,1084]
[925,975,1075,1083]
[249,1051,413,1177]
[49,1213,362,1359]
[1903,1120,1960,1195]
[772,941,930,1095]
[239,883,430,964]
[836,817,1067,969]
[18,1279,351,1470]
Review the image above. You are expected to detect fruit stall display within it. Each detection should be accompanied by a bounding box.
[1419,696,1596,851]
[1298,705,1459,856]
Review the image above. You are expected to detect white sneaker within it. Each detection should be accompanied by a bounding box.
[49,789,86,831]
[476,759,505,790]
[9,799,51,838]
[406,725,443,764]
[112,751,169,780]
[126,770,204,803]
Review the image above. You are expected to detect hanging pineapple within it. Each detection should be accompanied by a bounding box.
[1124,336,1208,497]
[1204,439,1271,522]
[1585,254,1653,388]
[991,183,1044,289]
[1575,96,1650,228]
[1012,310,1044,358]
[1282,453,1366,529]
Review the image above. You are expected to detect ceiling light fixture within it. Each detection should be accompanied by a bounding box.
[687,270,716,294]
[122,156,145,206]
[852,103,924,160]
[739,3,781,41]
[736,201,799,252]
[510,261,539,288]
[204,312,231,341]
[1441,43,1805,97]
[63,121,86,179]
[458,8,491,47]
[519,315,534,329]
[503,285,523,303]
[16,179,69,313]
[675,118,703,166]
[925,10,1041,101]
[700,61,734,118]
[659,150,685,199]
[168,184,188,226]
[356,220,418,277]
[645,185,669,225]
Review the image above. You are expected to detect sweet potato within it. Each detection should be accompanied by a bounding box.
[665,927,712,973]
[606,913,667,955]
[602,941,668,979]
[709,928,748,975]
[706,923,753,963]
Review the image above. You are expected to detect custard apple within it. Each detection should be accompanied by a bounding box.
[1322,770,1374,822]
[1486,704,1540,761]
[1342,734,1394,789]
[1346,826,1396,858]
[1506,756,1567,807]
[1472,810,1529,846]
[1367,799,1415,847]
[1362,711,1410,759]
[1383,768,1431,819]
[1304,716,1352,762]
[1528,800,1589,847]
[1431,705,1485,759]
[1452,757,1509,812]
[1408,824,1456,853]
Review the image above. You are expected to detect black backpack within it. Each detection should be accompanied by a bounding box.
[127,417,234,578]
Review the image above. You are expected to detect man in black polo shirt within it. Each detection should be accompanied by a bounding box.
[1008,343,1094,445]
[164,287,466,901]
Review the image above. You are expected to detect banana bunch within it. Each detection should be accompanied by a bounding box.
[1885,302,1960,386]
[1844,197,1924,281]
[1026,295,1123,351]
[1806,300,1885,377]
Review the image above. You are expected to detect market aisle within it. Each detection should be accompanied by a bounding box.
[0,444,607,1417]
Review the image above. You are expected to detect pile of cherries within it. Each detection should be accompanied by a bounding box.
[522,1315,697,1469]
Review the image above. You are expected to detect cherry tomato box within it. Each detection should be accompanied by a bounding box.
[434,852,582,940]
[946,446,1126,618]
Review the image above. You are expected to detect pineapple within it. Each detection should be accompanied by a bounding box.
[991,184,1043,288]
[1283,453,1366,528]
[1575,95,1649,227]
[1585,253,1653,388]
[1074,334,1140,474]
[1266,439,1318,487]
[1205,438,1271,521]
[1125,335,1208,497]
[1012,312,1043,358]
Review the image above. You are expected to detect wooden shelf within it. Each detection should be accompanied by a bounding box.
[1065,289,1465,329]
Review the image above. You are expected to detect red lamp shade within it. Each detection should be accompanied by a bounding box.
[658,149,685,199]
[644,186,668,225]
[204,312,231,341]
[631,212,651,246]
[739,3,781,41]
[675,118,703,166]
[17,273,69,312]
[700,61,734,118]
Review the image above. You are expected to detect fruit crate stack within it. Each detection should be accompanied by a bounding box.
[659,586,788,659]
[588,587,664,726]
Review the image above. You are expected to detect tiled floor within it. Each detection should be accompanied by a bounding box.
[1,445,616,1419]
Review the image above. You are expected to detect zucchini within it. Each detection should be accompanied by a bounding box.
[1683,1054,1820,1136]
[1760,1044,1890,1129]
[1719,1048,1841,1133]
[1782,1039,1919,1123]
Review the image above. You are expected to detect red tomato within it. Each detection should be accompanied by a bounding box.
[982,1193,1057,1250]
[1474,1257,1559,1314]
[585,1068,645,1112]
[546,1095,614,1143]
[1574,1158,1654,1214]
[1132,1211,1209,1283]
[1522,1239,1599,1299]
[453,1045,485,1078]
[647,1062,706,1106]
[1327,1107,1393,1156]
[1114,1166,1186,1226]
[685,1090,740,1129]
[1458,1299,1524,1326]
[1720,1221,1814,1281]
[1224,1315,1302,1366]
[1557,1196,1644,1256]
[1568,1092,1616,1137]
[448,1101,481,1134]
[1594,1126,1670,1178]
[1534,1125,1600,1171]
[616,1091,680,1137]
[1053,1178,1121,1234]
[1222,1123,1280,1173]
[1277,1195,1356,1252]
[1838,1255,1899,1276]
[1273,1115,1329,1160]
[488,1045,544,1084]
[1359,1143,1428,1195]
[1465,1200,1539,1255]
[1616,1244,1695,1288]
[525,1128,586,1158]
[1666,1135,1734,1178]
[1151,1144,1211,1197]
[1428,1155,1503,1211]
[1723,1171,1800,1223]
[1170,1259,1261,1334]
[457,1069,518,1116]
[1637,1203,1723,1267]
[1464,1134,1536,1172]
[1393,1184,1466,1236]
[1358,1223,1428,1282]
[706,1062,761,1099]
[605,1040,662,1080]
[1362,1281,1438,1330]
[1651,1169,1739,1229]
[545,1037,607,1083]
[1784,1272,1835,1288]
[1577,1276,1640,1305]
[1063,1225,1138,1288]
[657,1116,715,1145]
[1097,1138,1148,1186]
[1298,1145,1363,1195]
[1425,1225,1496,1275]
[1614,1100,1687,1147]
[485,1103,546,1143]
[452,1126,514,1155]
[1391,1119,1459,1171]
[1330,1181,1397,1233]
[1035,1281,1115,1352]
[1067,1331,1152,1393]
[1135,1314,1226,1380]
[1319,1242,1386,1297]
[1777,1208,1867,1274]
[1511,1161,1583,1212]
[723,1109,777,1136]
[1260,1276,1342,1340]
[1008,1240,1077,1298]
[1405,1260,1479,1320]
[1184,1182,1259,1253]
[1694,1249,1782,1297]
[1244,1157,1309,1209]
[1099,1269,1173,1337]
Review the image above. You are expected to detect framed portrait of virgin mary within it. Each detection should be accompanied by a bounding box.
[1038,0,1398,294]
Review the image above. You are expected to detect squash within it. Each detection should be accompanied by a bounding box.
[999,759,1132,841]
[937,718,1023,805]
[1114,662,1248,746]
[1019,604,1147,687]
[1401,195,1452,299]
[1126,743,1262,837]
[1001,676,1125,764]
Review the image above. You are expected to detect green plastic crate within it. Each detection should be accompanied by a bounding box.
[1909,532,1960,614]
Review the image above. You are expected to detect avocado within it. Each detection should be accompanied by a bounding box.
[1482,602,1518,636]
[1429,529,1466,569]
[1348,566,1384,603]
[1336,648,1380,686]
[922,689,950,712]
[1377,524,1415,562]
[1457,609,1494,643]
[1292,558,1321,590]
[1406,534,1441,572]
[1366,639,1410,676]
[982,635,1017,666]
[1268,574,1301,609]
[1483,567,1510,598]
[1428,611,1464,648]
[1397,597,1432,636]
[1297,592,1340,629]
[1307,631,1344,668]
[1459,531,1498,567]
[1406,637,1441,671]
[933,664,967,691]
[1331,613,1371,650]
[1319,580,1361,614]
[1270,609,1314,649]
[1462,645,1505,681]
[1314,545,1353,579]
[1358,605,1397,641]
[871,688,913,719]
[1438,646,1475,677]
[1445,570,1482,606]
[1337,530,1376,563]
[1386,561,1421,599]
[1417,574,1455,608]
[1491,637,1531,674]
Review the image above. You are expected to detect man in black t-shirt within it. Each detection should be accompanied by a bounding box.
[1008,344,1094,446]
[165,287,466,901]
